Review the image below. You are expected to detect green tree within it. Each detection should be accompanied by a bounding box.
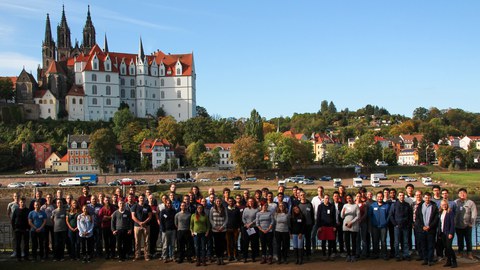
[197,152,215,167]
[382,148,398,166]
[113,108,135,137]
[141,155,152,171]
[118,121,143,171]
[230,136,263,177]
[437,146,459,168]
[245,109,264,142]
[182,117,214,145]
[319,100,329,114]
[0,78,14,102]
[328,101,337,114]
[349,133,381,168]
[156,107,166,118]
[157,116,182,146]
[413,107,429,121]
[185,140,206,167]
[89,128,116,173]
[196,106,210,118]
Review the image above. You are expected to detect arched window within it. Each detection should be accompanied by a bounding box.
[121,89,125,98]
[49,100,53,104]
[106,86,111,95]
[121,78,125,85]
[130,89,135,98]
[177,68,181,75]
[92,74,97,81]
[106,75,111,82]
[161,79,164,86]
[106,98,111,105]
[130,79,135,86]
[39,100,43,104]
[72,98,76,104]
[92,98,97,105]
[177,78,181,86]
[177,90,181,98]
[92,85,97,95]
[161,91,165,99]
[79,98,83,105]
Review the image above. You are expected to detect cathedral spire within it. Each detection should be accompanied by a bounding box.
[103,33,109,52]
[42,13,56,71]
[43,13,54,46]
[57,5,72,61]
[82,5,96,54]
[138,37,145,60]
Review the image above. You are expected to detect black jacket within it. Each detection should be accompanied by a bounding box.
[414,201,439,234]
[389,200,413,229]
[316,203,336,227]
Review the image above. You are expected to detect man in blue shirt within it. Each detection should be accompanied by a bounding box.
[368,191,390,260]
[28,201,47,261]
[415,192,439,266]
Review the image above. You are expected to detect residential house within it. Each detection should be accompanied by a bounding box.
[140,138,176,169]
[282,130,308,141]
[311,133,337,162]
[33,89,59,119]
[397,149,418,166]
[374,136,391,149]
[205,143,236,169]
[438,136,461,148]
[399,134,424,149]
[21,142,52,170]
[459,136,480,150]
[44,152,62,171]
[67,134,99,173]
[52,153,69,172]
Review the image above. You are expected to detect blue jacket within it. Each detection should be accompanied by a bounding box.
[440,210,455,236]
[369,201,390,228]
[389,200,412,229]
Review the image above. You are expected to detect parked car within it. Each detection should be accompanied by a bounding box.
[157,179,166,184]
[320,175,332,181]
[302,179,314,185]
[231,176,242,181]
[216,176,228,181]
[245,177,257,181]
[422,177,433,186]
[199,178,211,182]
[405,177,417,182]
[24,181,43,187]
[135,179,147,185]
[24,170,36,175]
[7,182,25,188]
[357,174,369,180]
[398,175,409,180]
[107,179,121,186]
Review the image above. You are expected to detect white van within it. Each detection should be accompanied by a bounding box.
[233,181,241,190]
[353,177,363,188]
[58,177,81,186]
[333,178,342,188]
[278,179,287,188]
[370,177,381,187]
[422,177,433,186]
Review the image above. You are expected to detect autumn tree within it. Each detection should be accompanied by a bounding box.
[230,136,263,177]
[157,116,182,146]
[89,128,116,173]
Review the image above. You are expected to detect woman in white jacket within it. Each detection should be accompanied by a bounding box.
[341,194,360,262]
[77,205,94,263]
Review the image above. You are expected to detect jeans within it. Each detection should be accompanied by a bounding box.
[80,236,94,260]
[54,231,67,260]
[414,231,424,260]
[394,226,410,258]
[115,229,130,260]
[68,229,80,259]
[311,223,319,251]
[358,221,368,257]
[194,233,207,259]
[335,223,344,253]
[275,231,289,261]
[419,231,435,263]
[15,230,29,259]
[161,229,175,259]
[292,234,304,249]
[93,226,102,256]
[344,231,357,256]
[31,230,45,259]
[213,231,227,258]
[259,231,273,257]
[455,227,472,253]
[371,227,387,259]
[177,230,193,261]
[134,226,150,259]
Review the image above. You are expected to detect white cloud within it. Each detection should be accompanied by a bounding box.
[0,52,40,76]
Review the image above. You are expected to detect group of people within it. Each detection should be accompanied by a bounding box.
[6,182,478,267]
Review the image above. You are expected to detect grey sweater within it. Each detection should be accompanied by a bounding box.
[242,207,259,228]
[111,209,132,231]
[52,208,68,232]
[455,199,478,228]
[175,211,191,231]
[256,211,274,232]
[274,212,290,233]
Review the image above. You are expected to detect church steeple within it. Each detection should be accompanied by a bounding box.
[138,37,145,60]
[103,33,109,53]
[57,5,72,61]
[42,13,56,71]
[82,5,96,54]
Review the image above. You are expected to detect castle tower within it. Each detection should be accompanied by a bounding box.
[81,5,96,54]
[57,5,72,61]
[42,13,56,72]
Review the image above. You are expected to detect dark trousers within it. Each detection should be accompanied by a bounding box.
[242,227,259,259]
[80,236,94,260]
[371,227,387,259]
[44,225,54,258]
[31,231,45,259]
[414,231,424,260]
[259,231,273,257]
[335,224,344,253]
[149,224,159,257]
[54,231,66,260]
[435,232,444,257]
[194,233,207,259]
[441,234,456,263]
[15,230,29,259]
[115,229,130,260]
[344,231,357,256]
[102,227,116,257]
[93,226,102,256]
[387,223,395,256]
[304,224,313,256]
[213,231,226,258]
[68,229,80,259]
[321,240,335,256]
[177,230,193,261]
[275,231,289,261]
[419,232,435,263]
[455,227,472,253]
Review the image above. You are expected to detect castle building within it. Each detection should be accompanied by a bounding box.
[16,5,196,122]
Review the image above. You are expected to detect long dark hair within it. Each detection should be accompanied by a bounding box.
[195,205,205,221]
[214,198,226,217]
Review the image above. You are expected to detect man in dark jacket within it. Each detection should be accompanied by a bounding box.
[389,191,412,261]
[12,197,30,261]
[414,192,439,266]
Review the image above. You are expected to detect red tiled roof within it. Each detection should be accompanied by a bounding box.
[33,90,47,98]
[59,153,69,162]
[66,85,85,96]
[205,143,234,151]
[46,61,66,74]
[140,138,172,154]
[400,134,424,143]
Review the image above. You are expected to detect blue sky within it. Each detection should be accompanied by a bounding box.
[1,0,479,119]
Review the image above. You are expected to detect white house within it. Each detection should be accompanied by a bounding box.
[459,136,480,150]
[397,149,418,165]
[140,138,176,169]
[33,89,59,119]
[205,143,236,169]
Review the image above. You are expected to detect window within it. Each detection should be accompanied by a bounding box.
[152,94,156,98]
[71,142,77,149]
[93,62,98,70]
[177,68,181,75]
[177,90,181,98]
[121,67,125,75]
[139,80,142,85]
[106,75,111,82]
[72,98,76,104]
[106,63,110,71]
[130,89,135,98]
[92,85,97,95]
[121,78,125,85]
[106,86,111,95]
[130,79,135,86]
[161,79,164,86]
[161,91,165,99]
[177,78,181,86]
[106,98,111,105]
[79,98,83,105]
[160,69,164,76]
[121,89,125,98]
[48,108,51,113]
[92,74,97,81]
[92,98,97,105]
[178,103,181,107]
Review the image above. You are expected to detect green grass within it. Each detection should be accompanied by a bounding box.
[431,171,480,187]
